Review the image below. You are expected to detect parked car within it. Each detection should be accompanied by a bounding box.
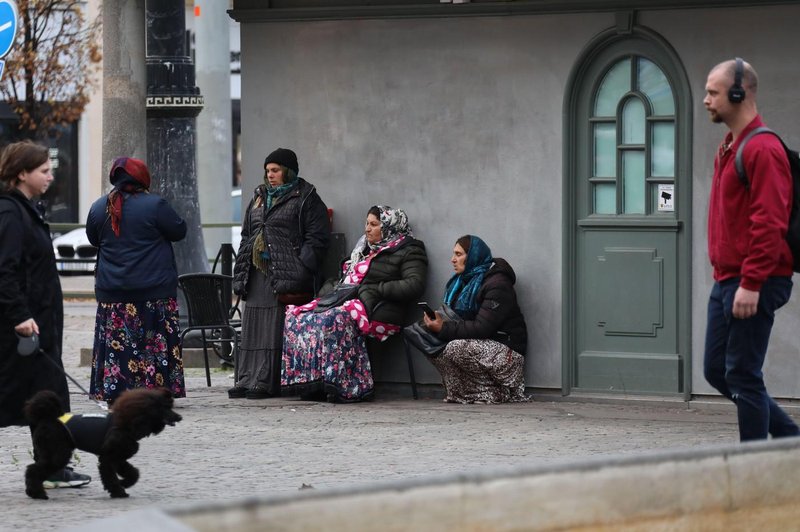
[53,189,244,275]
[52,228,97,274]
[231,187,242,252]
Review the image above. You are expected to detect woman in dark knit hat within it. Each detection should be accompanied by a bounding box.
[85,157,187,405]
[230,148,330,399]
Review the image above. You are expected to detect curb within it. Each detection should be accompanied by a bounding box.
[63,291,95,300]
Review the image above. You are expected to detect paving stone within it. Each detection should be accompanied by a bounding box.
[0,281,745,531]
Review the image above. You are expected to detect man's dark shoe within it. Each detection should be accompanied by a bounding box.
[43,466,91,489]
[246,386,274,399]
[228,386,247,399]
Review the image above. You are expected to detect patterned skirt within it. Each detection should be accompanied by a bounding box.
[89,298,185,403]
[429,339,528,404]
[281,306,374,402]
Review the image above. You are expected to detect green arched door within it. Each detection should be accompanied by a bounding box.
[564,29,692,396]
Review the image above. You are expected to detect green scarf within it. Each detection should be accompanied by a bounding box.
[252,180,299,274]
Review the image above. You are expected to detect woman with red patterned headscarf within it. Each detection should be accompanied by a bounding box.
[85,157,187,405]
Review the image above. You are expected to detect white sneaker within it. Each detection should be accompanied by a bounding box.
[43,466,92,489]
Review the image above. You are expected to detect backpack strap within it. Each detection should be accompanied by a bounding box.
[734,126,777,190]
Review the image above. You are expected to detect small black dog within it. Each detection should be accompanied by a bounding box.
[24,388,182,499]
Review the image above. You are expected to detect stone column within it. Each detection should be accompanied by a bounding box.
[145,0,207,275]
[195,1,233,261]
[102,0,146,178]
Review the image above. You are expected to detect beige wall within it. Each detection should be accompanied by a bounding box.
[79,0,104,220]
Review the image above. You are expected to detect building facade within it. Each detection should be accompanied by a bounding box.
[230,0,800,399]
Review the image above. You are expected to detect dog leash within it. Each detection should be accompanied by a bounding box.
[17,333,108,412]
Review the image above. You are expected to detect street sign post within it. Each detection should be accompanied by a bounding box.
[0,0,18,80]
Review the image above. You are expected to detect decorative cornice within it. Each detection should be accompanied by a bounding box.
[146,95,204,108]
[146,95,204,118]
[229,0,797,22]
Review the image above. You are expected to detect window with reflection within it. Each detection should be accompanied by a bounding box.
[590,56,675,215]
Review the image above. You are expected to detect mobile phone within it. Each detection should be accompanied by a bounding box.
[418,302,436,320]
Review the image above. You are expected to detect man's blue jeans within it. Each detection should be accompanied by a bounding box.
[704,276,799,441]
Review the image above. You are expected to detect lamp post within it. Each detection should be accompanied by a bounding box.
[145,0,207,275]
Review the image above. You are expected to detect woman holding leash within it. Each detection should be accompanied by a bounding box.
[0,140,91,488]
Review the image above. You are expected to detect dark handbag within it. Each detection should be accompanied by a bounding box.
[313,283,359,312]
[402,304,462,357]
[403,323,447,357]
[278,292,313,305]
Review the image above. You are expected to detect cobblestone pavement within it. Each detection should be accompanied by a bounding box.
[0,277,746,531]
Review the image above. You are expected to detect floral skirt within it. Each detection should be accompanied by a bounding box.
[429,339,528,404]
[281,306,374,402]
[89,298,186,403]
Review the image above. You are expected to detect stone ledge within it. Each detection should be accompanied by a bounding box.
[169,437,800,531]
[79,347,230,369]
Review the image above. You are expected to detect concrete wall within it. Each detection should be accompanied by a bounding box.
[237,4,800,396]
[170,437,800,531]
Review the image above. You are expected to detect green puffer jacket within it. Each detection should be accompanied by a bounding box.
[353,238,428,325]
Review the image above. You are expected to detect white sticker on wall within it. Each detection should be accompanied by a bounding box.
[657,184,674,212]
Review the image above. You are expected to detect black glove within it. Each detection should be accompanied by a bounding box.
[233,280,246,296]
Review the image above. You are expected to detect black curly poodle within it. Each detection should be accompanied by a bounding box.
[24,388,181,499]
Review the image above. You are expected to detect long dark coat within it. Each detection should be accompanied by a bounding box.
[437,257,528,355]
[0,190,69,427]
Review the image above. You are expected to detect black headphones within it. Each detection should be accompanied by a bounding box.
[728,57,746,103]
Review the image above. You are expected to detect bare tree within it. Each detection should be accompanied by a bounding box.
[0,0,101,136]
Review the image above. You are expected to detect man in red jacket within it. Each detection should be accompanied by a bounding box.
[703,58,799,441]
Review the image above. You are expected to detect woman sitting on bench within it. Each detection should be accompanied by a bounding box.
[281,206,427,402]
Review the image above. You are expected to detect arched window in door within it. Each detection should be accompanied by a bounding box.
[591,56,675,216]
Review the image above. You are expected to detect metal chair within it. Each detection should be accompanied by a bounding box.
[178,273,241,387]
[366,334,419,400]
[366,301,420,400]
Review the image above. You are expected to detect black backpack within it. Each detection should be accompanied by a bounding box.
[735,127,800,272]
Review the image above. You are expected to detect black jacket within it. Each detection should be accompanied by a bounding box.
[86,192,186,302]
[354,238,428,325]
[437,258,528,355]
[233,178,330,298]
[0,191,69,427]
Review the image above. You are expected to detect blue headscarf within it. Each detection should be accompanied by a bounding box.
[443,235,493,319]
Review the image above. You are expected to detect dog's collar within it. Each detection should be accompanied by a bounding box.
[58,413,74,424]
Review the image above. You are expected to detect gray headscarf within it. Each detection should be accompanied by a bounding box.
[346,205,413,269]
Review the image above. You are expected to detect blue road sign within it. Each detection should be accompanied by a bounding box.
[0,0,18,59]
